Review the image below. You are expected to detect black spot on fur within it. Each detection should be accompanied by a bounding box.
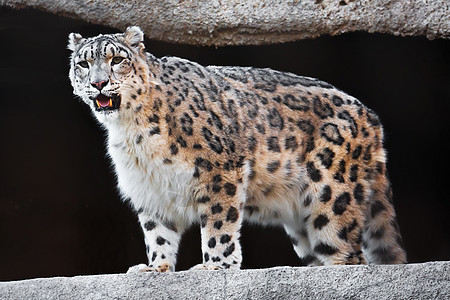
[224,183,237,196]
[144,221,156,231]
[305,137,315,153]
[352,145,362,159]
[208,237,216,248]
[197,196,211,203]
[136,134,143,144]
[162,220,178,232]
[304,195,312,206]
[220,234,231,244]
[212,184,221,193]
[267,160,281,173]
[320,185,332,202]
[223,160,235,171]
[149,127,161,135]
[314,242,338,255]
[348,219,358,233]
[307,162,322,182]
[247,136,257,153]
[332,95,344,106]
[226,207,239,222]
[314,214,330,229]
[313,96,334,119]
[163,158,172,165]
[156,236,166,245]
[338,227,348,241]
[223,243,235,257]
[333,172,345,183]
[202,127,224,154]
[209,110,223,130]
[285,136,299,151]
[211,203,223,214]
[267,108,284,129]
[180,113,194,136]
[296,119,315,135]
[333,192,351,215]
[195,157,213,171]
[320,123,344,145]
[267,136,281,152]
[193,167,200,178]
[317,148,335,169]
[214,221,223,230]
[349,165,359,182]
[148,114,160,123]
[204,252,210,262]
[338,110,358,138]
[338,160,346,173]
[213,174,222,183]
[363,144,372,161]
[283,94,310,111]
[200,214,207,227]
[366,109,381,127]
[256,124,266,135]
[371,200,387,218]
[177,135,187,147]
[353,183,364,204]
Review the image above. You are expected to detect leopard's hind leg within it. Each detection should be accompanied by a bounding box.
[286,179,370,266]
[284,221,321,266]
[362,163,407,264]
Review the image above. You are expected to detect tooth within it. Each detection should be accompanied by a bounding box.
[96,100,100,107]
[109,99,113,107]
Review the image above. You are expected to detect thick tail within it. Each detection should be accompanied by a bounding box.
[362,164,407,264]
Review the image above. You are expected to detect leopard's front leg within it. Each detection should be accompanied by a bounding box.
[127,212,186,273]
[191,172,246,270]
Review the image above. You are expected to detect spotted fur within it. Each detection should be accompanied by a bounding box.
[68,27,407,272]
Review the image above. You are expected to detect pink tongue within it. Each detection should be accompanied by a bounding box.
[98,99,110,107]
[96,94,111,107]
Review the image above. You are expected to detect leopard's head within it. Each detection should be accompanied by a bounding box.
[68,26,149,123]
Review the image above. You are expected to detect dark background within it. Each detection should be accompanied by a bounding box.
[1,7,449,281]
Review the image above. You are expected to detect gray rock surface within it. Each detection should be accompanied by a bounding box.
[1,0,449,46]
[1,261,449,299]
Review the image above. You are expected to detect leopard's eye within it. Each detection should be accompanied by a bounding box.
[78,61,89,68]
[111,56,124,65]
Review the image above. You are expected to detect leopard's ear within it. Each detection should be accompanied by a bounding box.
[123,26,145,49]
[68,33,83,51]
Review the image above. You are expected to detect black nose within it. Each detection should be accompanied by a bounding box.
[91,80,109,91]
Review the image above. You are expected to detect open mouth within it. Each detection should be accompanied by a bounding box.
[93,94,121,112]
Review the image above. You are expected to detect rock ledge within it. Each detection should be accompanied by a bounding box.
[1,261,449,299]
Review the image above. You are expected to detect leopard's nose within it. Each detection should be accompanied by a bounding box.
[91,80,109,91]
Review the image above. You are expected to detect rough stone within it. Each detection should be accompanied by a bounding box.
[1,0,449,46]
[0,261,449,299]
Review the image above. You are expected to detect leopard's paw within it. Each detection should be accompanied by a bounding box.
[190,262,239,271]
[190,263,222,271]
[127,262,173,273]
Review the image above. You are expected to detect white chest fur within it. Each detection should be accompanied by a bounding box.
[105,123,198,223]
